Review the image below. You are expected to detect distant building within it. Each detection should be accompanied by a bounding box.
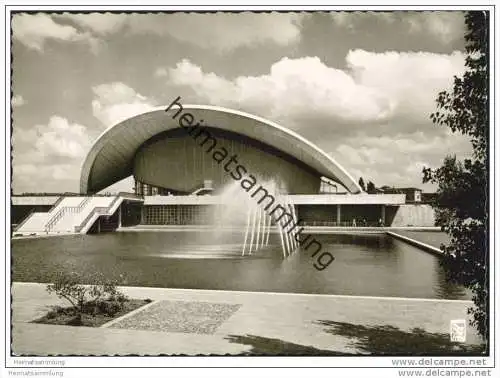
[380,187,422,203]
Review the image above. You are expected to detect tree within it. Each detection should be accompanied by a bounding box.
[358,177,366,191]
[46,271,127,323]
[424,11,488,340]
[366,181,376,194]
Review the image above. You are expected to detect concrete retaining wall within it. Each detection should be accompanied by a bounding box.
[386,204,436,227]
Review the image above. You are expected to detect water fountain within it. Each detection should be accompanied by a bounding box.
[237,179,299,258]
[149,178,300,260]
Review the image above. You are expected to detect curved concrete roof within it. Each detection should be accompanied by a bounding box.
[80,105,362,194]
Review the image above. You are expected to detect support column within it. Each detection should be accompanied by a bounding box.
[381,205,386,226]
[337,204,341,226]
[118,203,122,228]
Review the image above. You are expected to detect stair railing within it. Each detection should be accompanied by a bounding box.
[74,196,121,233]
[45,197,93,232]
[47,196,65,214]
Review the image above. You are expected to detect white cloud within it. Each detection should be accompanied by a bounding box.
[330,11,464,44]
[133,12,304,51]
[60,12,304,52]
[12,94,25,107]
[91,82,156,126]
[58,11,463,49]
[154,67,168,77]
[59,13,128,35]
[14,163,81,193]
[13,83,156,193]
[161,52,468,191]
[346,49,465,120]
[12,115,93,193]
[405,12,464,44]
[333,132,472,190]
[33,116,92,159]
[329,12,356,28]
[162,50,464,125]
[16,163,78,181]
[165,57,393,122]
[330,11,396,27]
[12,13,98,52]
[335,145,369,166]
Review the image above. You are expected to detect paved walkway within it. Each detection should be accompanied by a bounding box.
[12,282,481,356]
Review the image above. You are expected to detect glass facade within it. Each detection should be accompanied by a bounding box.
[135,179,169,196]
[143,205,212,225]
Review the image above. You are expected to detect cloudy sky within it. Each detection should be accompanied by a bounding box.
[11,11,472,194]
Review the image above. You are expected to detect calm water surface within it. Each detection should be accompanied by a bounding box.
[12,231,469,300]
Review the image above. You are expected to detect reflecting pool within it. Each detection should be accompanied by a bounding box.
[11,231,469,300]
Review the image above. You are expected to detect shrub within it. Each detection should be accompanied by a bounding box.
[66,316,83,326]
[425,12,488,340]
[45,309,58,320]
[114,292,128,303]
[99,300,122,316]
[46,271,127,320]
[47,272,87,320]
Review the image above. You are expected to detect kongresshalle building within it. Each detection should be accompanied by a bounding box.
[12,98,434,236]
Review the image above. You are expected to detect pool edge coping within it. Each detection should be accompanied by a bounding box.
[386,231,443,256]
[12,282,473,304]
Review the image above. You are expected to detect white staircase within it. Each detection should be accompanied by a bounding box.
[13,213,51,234]
[14,195,126,236]
[44,197,92,232]
[47,197,112,233]
[76,196,123,234]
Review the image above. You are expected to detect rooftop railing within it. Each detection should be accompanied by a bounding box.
[301,221,384,227]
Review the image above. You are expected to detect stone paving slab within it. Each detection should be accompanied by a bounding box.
[109,300,241,334]
[11,282,481,356]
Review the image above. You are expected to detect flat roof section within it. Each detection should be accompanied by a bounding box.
[11,196,61,206]
[143,194,406,206]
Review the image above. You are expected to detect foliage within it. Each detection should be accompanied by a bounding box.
[34,299,149,327]
[424,11,488,339]
[358,177,366,192]
[46,271,128,321]
[366,181,376,194]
